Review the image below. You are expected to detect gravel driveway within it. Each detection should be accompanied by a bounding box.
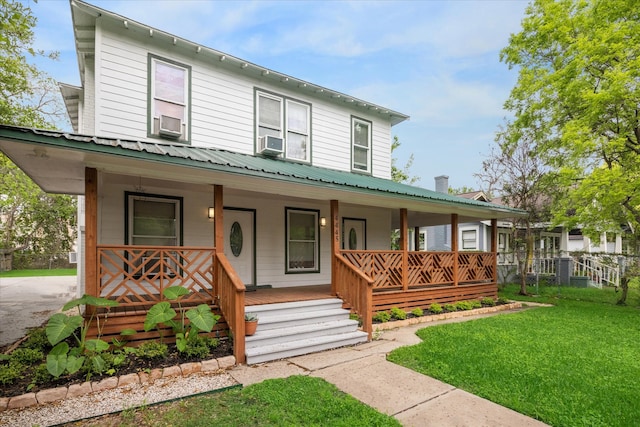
[0,275,76,348]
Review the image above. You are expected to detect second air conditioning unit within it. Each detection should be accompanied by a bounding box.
[158,115,183,139]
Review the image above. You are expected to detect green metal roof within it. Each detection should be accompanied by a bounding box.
[0,124,524,216]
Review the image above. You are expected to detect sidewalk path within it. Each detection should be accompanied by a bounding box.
[0,275,75,347]
[230,311,548,427]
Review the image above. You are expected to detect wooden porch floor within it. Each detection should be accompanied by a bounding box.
[245,284,332,306]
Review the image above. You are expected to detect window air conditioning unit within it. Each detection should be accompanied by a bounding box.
[158,115,182,139]
[258,135,283,156]
[68,252,78,264]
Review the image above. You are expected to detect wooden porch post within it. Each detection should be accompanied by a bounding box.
[330,200,339,295]
[451,213,459,286]
[85,168,98,314]
[491,218,498,283]
[400,208,408,291]
[214,185,224,251]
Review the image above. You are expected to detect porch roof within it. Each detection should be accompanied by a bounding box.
[0,125,526,224]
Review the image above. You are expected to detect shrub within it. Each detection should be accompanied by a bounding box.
[390,307,407,320]
[455,301,474,311]
[182,336,219,359]
[23,328,51,352]
[411,307,424,317]
[429,303,443,314]
[0,362,24,386]
[470,300,482,309]
[31,363,53,386]
[349,313,363,326]
[135,341,168,359]
[443,303,457,312]
[497,297,510,305]
[481,297,496,306]
[11,348,44,365]
[372,311,391,323]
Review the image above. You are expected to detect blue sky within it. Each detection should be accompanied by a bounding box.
[29,0,529,191]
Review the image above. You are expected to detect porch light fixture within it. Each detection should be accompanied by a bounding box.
[319,217,327,228]
[208,207,215,219]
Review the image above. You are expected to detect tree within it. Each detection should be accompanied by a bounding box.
[391,136,419,185]
[477,126,553,295]
[500,0,640,301]
[0,0,75,267]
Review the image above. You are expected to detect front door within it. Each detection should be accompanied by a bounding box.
[223,208,255,286]
[342,218,366,250]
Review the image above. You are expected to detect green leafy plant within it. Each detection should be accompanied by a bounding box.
[144,286,220,353]
[497,297,510,305]
[244,312,258,322]
[182,336,219,359]
[135,341,168,359]
[469,300,482,309]
[372,311,391,323]
[45,294,119,379]
[411,307,424,317]
[349,313,363,327]
[443,303,457,312]
[30,363,53,388]
[390,307,407,320]
[22,328,51,352]
[0,362,24,386]
[455,301,473,311]
[10,348,44,365]
[481,297,496,306]
[429,303,443,314]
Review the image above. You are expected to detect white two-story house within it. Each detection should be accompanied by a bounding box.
[0,0,522,364]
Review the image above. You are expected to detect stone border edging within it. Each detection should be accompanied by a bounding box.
[372,302,523,331]
[0,355,236,412]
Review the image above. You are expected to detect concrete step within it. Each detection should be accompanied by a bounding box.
[245,331,369,365]
[245,318,360,348]
[245,298,344,317]
[255,307,349,331]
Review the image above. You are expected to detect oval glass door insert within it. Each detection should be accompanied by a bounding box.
[349,228,357,250]
[230,221,243,257]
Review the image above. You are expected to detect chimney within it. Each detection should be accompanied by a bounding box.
[434,175,449,194]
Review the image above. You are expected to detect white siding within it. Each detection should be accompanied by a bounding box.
[92,19,396,178]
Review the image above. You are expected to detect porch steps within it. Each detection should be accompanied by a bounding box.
[245,298,368,364]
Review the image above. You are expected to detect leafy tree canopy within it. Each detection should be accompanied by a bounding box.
[0,0,75,259]
[500,0,640,241]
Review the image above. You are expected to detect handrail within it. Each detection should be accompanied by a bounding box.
[215,252,246,363]
[335,253,374,340]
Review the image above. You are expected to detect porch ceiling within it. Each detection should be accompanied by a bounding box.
[0,125,525,223]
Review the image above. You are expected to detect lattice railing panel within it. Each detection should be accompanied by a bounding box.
[458,252,495,283]
[341,251,403,289]
[97,245,215,307]
[407,252,455,286]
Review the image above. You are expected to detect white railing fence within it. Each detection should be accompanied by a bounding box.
[573,255,620,289]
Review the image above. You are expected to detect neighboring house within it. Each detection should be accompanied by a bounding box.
[0,0,522,363]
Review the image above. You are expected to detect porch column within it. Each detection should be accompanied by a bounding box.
[491,219,498,283]
[85,168,98,314]
[400,208,408,291]
[214,185,224,250]
[451,213,459,286]
[331,200,339,295]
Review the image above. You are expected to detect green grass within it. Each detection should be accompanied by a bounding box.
[388,284,640,427]
[87,376,400,426]
[0,268,77,278]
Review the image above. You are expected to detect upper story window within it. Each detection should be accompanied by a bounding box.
[256,90,310,162]
[149,55,191,143]
[351,117,372,173]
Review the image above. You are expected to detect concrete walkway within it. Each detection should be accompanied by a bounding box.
[230,312,548,427]
[0,275,76,347]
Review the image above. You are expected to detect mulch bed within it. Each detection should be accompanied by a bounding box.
[1,337,233,399]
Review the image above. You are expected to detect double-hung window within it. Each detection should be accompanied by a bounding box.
[256,91,310,162]
[149,55,190,142]
[461,229,477,250]
[286,208,319,273]
[352,117,372,173]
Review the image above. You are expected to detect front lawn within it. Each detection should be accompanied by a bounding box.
[387,284,640,427]
[83,375,400,426]
[0,268,77,278]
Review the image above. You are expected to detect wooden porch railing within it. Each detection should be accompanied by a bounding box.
[215,252,246,364]
[97,245,215,306]
[341,250,495,290]
[335,253,374,340]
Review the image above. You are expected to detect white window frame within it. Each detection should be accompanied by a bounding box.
[149,56,190,141]
[256,90,311,162]
[285,208,319,273]
[351,117,372,173]
[461,228,478,250]
[126,193,182,247]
